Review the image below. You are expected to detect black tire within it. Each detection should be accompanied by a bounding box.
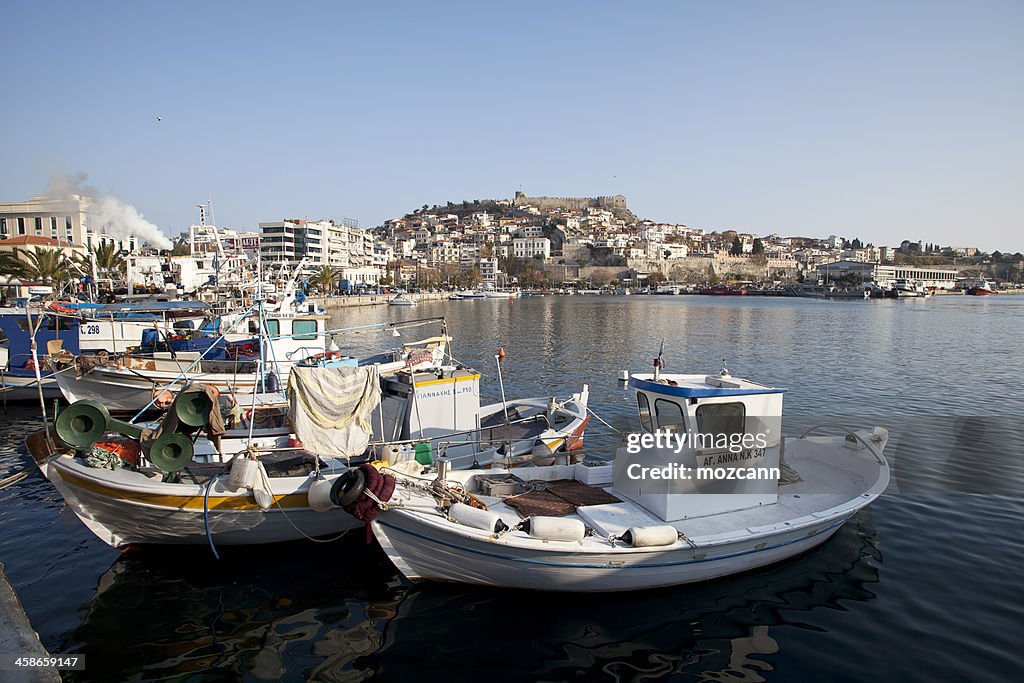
[330,468,366,507]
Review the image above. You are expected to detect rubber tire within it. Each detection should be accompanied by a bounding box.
[330,468,366,507]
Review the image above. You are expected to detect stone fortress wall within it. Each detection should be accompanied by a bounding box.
[513,191,627,212]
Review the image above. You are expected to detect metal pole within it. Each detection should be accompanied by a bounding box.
[495,354,509,424]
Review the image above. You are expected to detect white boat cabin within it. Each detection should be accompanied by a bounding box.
[616,370,786,522]
[245,313,328,368]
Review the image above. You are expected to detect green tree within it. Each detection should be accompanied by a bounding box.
[309,265,342,293]
[730,237,743,256]
[0,247,78,284]
[93,242,126,277]
[752,238,765,255]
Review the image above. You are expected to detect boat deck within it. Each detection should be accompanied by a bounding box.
[400,435,886,551]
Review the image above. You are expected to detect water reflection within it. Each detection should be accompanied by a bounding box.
[63,510,881,681]
[365,510,881,682]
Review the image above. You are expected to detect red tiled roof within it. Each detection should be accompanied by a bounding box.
[0,236,78,247]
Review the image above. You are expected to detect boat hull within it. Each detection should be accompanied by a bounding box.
[371,427,889,592]
[54,364,262,412]
[372,509,850,592]
[36,447,355,547]
[0,372,62,401]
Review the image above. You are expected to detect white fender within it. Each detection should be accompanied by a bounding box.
[307,476,336,512]
[524,516,586,542]
[450,503,508,533]
[621,525,678,547]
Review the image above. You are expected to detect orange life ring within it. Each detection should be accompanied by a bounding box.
[47,301,77,315]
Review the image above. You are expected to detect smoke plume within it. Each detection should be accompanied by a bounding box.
[45,172,173,250]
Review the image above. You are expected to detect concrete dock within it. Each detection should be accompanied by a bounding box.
[311,291,450,312]
[0,564,60,682]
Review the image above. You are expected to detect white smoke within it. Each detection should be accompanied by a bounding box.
[45,172,172,250]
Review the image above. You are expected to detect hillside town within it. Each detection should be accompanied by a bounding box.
[1,190,1021,300]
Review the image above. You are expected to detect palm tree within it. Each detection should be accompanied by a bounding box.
[0,251,30,279]
[309,265,342,293]
[0,247,76,283]
[92,242,126,277]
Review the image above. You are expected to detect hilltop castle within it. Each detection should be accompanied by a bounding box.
[513,191,627,212]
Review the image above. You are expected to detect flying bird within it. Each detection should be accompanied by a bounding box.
[156,116,162,122]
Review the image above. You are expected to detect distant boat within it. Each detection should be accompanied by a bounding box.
[699,284,745,296]
[966,280,994,296]
[891,279,930,298]
[482,290,519,299]
[388,295,416,306]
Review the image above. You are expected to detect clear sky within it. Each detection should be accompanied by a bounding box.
[3,1,1021,251]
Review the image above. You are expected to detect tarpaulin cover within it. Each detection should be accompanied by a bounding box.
[287,365,381,458]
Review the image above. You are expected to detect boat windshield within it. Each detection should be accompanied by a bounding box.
[654,398,686,433]
[636,393,653,433]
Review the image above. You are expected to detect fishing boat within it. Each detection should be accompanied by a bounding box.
[368,366,890,592]
[50,308,331,412]
[24,333,591,548]
[891,279,930,298]
[0,306,81,400]
[24,389,358,548]
[966,279,994,296]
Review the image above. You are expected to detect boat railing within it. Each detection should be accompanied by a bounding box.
[285,346,324,360]
[797,423,887,465]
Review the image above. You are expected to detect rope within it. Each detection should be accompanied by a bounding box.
[585,404,625,435]
[204,476,221,560]
[268,492,358,544]
[0,471,29,491]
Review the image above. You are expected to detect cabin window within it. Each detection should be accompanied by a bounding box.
[636,393,653,433]
[695,402,746,442]
[293,319,317,340]
[262,319,280,338]
[654,398,686,432]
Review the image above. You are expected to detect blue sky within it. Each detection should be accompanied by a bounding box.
[3,1,1022,251]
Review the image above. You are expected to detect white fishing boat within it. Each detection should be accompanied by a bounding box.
[368,367,890,592]
[25,335,591,548]
[388,295,416,306]
[51,310,331,412]
[892,279,930,298]
[482,290,520,299]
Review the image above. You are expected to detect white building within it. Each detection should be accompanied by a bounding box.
[479,257,500,287]
[1,194,140,252]
[259,219,377,275]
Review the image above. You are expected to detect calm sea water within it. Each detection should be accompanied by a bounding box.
[1,295,1021,682]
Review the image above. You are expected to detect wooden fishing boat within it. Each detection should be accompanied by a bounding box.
[368,368,889,591]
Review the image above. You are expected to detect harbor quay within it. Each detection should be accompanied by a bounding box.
[310,291,450,310]
[0,565,60,682]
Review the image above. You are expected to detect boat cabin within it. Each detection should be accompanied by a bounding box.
[245,313,327,366]
[616,370,786,522]
[0,308,81,373]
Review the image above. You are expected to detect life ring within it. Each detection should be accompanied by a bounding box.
[329,468,366,507]
[47,301,77,315]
